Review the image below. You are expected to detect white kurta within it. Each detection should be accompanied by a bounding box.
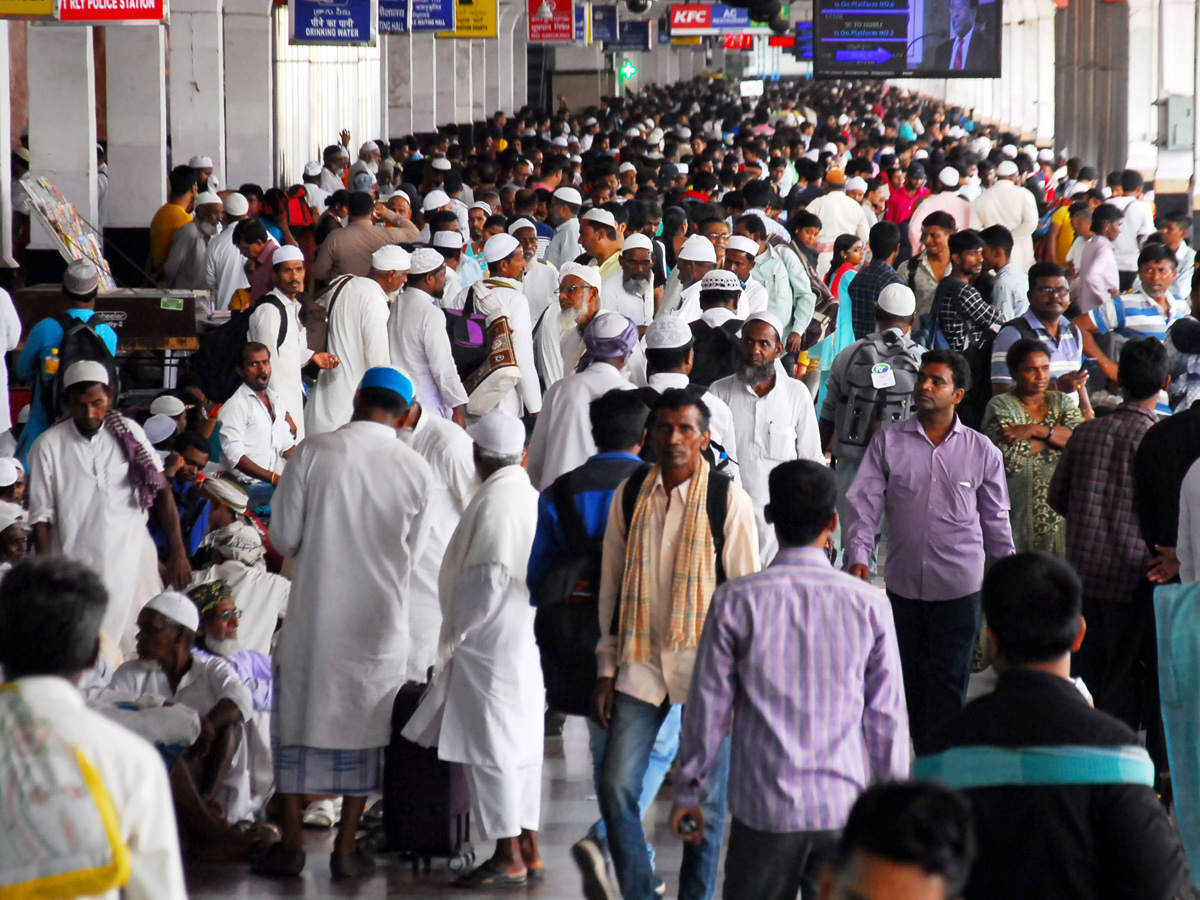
[163,221,214,290]
[0,288,21,433]
[247,291,312,442]
[655,268,685,320]
[806,191,870,278]
[546,218,582,270]
[204,225,249,311]
[27,418,164,650]
[216,382,295,478]
[522,257,559,327]
[675,281,765,324]
[188,559,291,656]
[402,466,544,776]
[526,362,636,490]
[399,411,478,683]
[269,420,432,749]
[306,276,392,436]
[600,271,654,326]
[969,181,1040,275]
[710,367,824,563]
[388,285,470,419]
[533,308,566,389]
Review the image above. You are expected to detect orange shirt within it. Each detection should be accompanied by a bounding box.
[149,202,193,268]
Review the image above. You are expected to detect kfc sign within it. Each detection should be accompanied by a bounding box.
[670,3,711,31]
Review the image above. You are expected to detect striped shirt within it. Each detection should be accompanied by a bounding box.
[675,546,911,832]
[1089,291,1190,415]
[991,312,1084,387]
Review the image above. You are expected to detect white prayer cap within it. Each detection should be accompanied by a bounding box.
[1001,144,1018,158]
[223,192,249,217]
[0,501,25,535]
[625,127,641,138]
[822,142,838,154]
[359,141,379,153]
[150,395,186,417]
[484,233,521,264]
[469,201,493,214]
[62,360,109,389]
[194,191,222,208]
[205,520,265,566]
[432,231,464,250]
[187,155,213,168]
[409,248,445,276]
[553,187,582,205]
[582,208,617,229]
[272,245,305,264]
[675,126,692,139]
[837,114,850,126]
[679,234,717,263]
[845,176,869,193]
[584,117,598,126]
[877,283,916,317]
[700,269,742,291]
[938,167,960,188]
[422,190,451,211]
[551,136,569,148]
[727,235,760,257]
[303,161,323,177]
[145,590,200,633]
[570,154,583,163]
[1022,143,1038,158]
[590,311,633,340]
[431,157,452,171]
[676,163,689,175]
[619,162,637,174]
[914,149,929,161]
[507,217,537,235]
[144,414,177,444]
[467,409,526,455]
[997,160,1019,178]
[523,127,538,137]
[645,316,693,350]
[559,262,602,291]
[622,233,653,253]
[64,259,100,295]
[1038,148,1055,163]
[648,128,664,145]
[743,310,785,341]
[802,149,820,162]
[372,245,412,271]
[0,458,18,488]
[202,475,249,513]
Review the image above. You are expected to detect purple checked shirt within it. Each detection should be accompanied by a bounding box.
[675,547,910,832]
[843,415,1014,600]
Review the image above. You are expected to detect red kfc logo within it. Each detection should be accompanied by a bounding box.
[670,4,711,27]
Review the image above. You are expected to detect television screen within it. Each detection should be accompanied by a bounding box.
[813,0,1001,79]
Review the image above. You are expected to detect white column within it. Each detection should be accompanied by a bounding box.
[387,34,414,138]
[104,26,167,228]
[483,35,501,115]
[470,39,486,121]
[168,0,225,175]
[28,25,97,248]
[498,21,515,112]
[0,23,13,266]
[511,16,528,109]
[412,32,438,131]
[454,40,472,123]
[435,38,457,125]
[224,0,273,188]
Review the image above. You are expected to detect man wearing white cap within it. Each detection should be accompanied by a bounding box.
[527,312,639,490]
[723,234,770,319]
[445,233,543,418]
[969,159,1039,275]
[600,234,656,327]
[546,187,584,270]
[306,244,407,436]
[711,311,824,563]
[262,368,433,879]
[908,166,971,257]
[163,191,223,290]
[249,244,340,441]
[534,263,603,389]
[389,248,469,424]
[204,192,252,310]
[29,360,192,653]
[579,208,625,281]
[510,218,559,326]
[187,154,219,192]
[404,409,545,888]
[301,161,331,215]
[417,189,453,243]
[656,233,718,321]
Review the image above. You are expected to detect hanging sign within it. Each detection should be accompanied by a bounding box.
[590,3,616,39]
[528,0,572,40]
[436,0,495,36]
[602,18,649,51]
[378,0,407,32]
[57,0,166,23]
[573,2,591,43]
[290,0,377,44]
[0,0,53,18]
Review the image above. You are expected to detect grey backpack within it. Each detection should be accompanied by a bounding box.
[837,332,922,449]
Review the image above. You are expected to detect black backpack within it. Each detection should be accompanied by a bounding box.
[44,313,119,419]
[688,317,743,390]
[188,295,288,404]
[443,280,499,381]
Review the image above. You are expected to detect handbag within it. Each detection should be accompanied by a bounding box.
[463,313,522,415]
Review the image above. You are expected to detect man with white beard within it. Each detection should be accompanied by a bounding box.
[164,192,223,290]
[526,313,639,489]
[534,263,601,388]
[655,234,718,320]
[204,192,251,310]
[510,218,559,326]
[600,234,655,327]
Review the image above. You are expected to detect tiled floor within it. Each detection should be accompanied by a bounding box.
[186,716,699,900]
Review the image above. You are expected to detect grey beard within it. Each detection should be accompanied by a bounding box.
[736,362,775,385]
[623,276,652,295]
[197,220,219,237]
[558,304,582,338]
[203,637,241,657]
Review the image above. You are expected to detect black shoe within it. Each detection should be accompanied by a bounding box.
[571,838,614,900]
[250,843,305,877]
[330,849,376,879]
[545,710,567,737]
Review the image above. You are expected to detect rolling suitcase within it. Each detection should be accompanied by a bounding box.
[383,683,476,872]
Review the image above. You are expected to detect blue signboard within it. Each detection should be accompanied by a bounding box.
[379,0,407,32]
[795,20,813,59]
[591,3,617,40]
[291,0,377,43]
[602,18,650,51]
[378,0,450,32]
[574,3,588,41]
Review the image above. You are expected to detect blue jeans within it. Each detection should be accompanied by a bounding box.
[586,703,682,865]
[599,692,730,900]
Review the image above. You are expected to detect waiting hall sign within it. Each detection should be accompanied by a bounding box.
[56,0,167,22]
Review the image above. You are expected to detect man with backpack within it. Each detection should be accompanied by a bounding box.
[685,270,744,388]
[16,259,117,462]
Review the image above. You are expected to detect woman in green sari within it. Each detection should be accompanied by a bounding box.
[982,338,1090,555]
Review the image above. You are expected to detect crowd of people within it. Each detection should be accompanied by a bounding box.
[5,76,1200,900]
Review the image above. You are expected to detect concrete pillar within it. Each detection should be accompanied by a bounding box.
[28,25,97,248]
[387,34,414,138]
[454,40,472,124]
[411,32,438,132]
[498,21,515,112]
[470,39,486,121]
[104,26,167,228]
[435,38,457,126]
[224,0,273,188]
[512,18,528,109]
[483,35,501,115]
[0,22,13,266]
[168,0,225,176]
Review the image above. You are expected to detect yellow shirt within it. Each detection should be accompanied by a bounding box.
[149,203,193,268]
[1051,205,1075,266]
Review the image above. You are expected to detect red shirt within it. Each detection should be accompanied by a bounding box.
[885,185,931,224]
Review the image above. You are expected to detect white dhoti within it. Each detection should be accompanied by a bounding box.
[466,763,543,840]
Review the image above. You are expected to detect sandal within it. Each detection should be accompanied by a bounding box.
[526,865,546,881]
[453,857,528,888]
[302,798,340,829]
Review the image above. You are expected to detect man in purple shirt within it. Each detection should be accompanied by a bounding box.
[844,349,1014,740]
[671,460,910,900]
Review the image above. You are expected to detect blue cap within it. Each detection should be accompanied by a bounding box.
[359,367,414,404]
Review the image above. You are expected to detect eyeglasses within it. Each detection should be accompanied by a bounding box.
[558,285,591,295]
[1032,286,1070,297]
[213,608,242,622]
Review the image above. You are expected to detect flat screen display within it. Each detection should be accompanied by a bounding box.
[813,0,1001,79]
